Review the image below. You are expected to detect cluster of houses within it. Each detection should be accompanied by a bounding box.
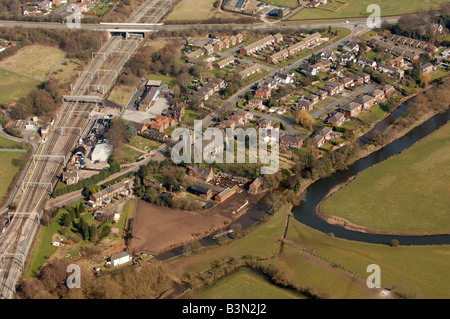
[87,181,130,207]
[297,72,370,111]
[339,84,395,117]
[132,103,186,142]
[193,78,227,101]
[183,34,244,69]
[267,32,323,64]
[385,33,439,53]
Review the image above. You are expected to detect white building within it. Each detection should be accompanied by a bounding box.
[91,143,112,163]
[110,251,132,267]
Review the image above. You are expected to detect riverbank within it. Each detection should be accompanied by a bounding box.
[318,119,450,236]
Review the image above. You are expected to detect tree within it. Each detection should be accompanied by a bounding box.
[89,224,98,242]
[295,110,315,130]
[62,213,72,227]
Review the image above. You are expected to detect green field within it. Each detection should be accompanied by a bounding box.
[147,74,177,86]
[320,121,450,235]
[261,0,300,9]
[166,0,243,22]
[0,44,65,81]
[191,267,305,299]
[0,68,40,105]
[129,135,161,152]
[0,150,27,203]
[169,197,450,299]
[291,0,448,20]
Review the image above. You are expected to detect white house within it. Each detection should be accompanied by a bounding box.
[110,251,132,267]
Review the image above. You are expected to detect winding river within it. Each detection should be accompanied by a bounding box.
[292,108,450,246]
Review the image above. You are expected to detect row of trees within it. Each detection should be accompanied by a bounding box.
[17,259,172,299]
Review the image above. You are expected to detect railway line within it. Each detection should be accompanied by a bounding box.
[0,0,176,299]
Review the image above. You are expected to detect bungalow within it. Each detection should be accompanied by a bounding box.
[340,101,363,117]
[342,41,360,53]
[144,129,168,142]
[219,120,236,129]
[357,58,377,68]
[110,251,132,267]
[273,71,295,85]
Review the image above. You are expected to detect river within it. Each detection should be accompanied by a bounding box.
[292,108,450,246]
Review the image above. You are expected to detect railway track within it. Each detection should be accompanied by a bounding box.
[0,0,177,299]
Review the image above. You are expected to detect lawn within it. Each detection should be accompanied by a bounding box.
[320,121,450,235]
[107,74,140,106]
[190,267,305,299]
[147,74,177,86]
[114,146,144,164]
[0,44,66,81]
[0,135,28,149]
[291,0,448,20]
[0,151,27,203]
[129,135,161,153]
[24,199,86,279]
[0,68,40,105]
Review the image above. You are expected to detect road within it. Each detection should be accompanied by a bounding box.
[0,17,401,33]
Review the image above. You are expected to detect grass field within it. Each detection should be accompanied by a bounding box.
[48,58,82,85]
[291,0,448,20]
[168,201,450,299]
[0,68,40,105]
[0,44,66,81]
[261,0,300,9]
[147,74,177,86]
[0,135,28,149]
[191,267,305,299]
[0,151,27,203]
[320,121,450,235]
[166,0,243,22]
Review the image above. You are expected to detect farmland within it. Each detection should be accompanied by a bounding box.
[291,0,448,20]
[0,44,65,81]
[165,0,244,23]
[320,122,450,235]
[0,150,27,203]
[0,68,40,105]
[167,202,450,299]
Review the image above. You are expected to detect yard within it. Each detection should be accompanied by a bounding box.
[129,135,161,153]
[320,121,450,235]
